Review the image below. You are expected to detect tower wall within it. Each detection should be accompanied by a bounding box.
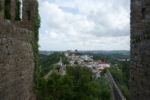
[0,0,38,99]
[130,0,150,100]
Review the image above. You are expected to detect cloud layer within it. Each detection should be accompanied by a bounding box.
[38,0,130,51]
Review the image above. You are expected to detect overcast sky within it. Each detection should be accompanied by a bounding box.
[38,0,130,51]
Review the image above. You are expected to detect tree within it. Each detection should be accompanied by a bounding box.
[37,66,103,100]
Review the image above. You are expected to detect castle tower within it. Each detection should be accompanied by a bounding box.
[0,0,38,99]
[130,0,150,99]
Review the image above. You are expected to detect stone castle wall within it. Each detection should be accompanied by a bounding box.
[0,0,38,100]
[130,0,150,100]
[0,21,35,100]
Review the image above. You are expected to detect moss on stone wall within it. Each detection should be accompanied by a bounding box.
[32,1,41,93]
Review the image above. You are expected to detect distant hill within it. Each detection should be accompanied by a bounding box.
[39,51,56,55]
[78,50,129,54]
[40,50,130,61]
[77,50,130,59]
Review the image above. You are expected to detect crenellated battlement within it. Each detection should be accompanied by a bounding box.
[0,0,38,30]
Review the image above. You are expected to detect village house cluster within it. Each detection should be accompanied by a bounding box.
[45,50,111,79]
[64,50,111,78]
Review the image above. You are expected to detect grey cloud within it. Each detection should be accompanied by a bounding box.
[38,0,130,50]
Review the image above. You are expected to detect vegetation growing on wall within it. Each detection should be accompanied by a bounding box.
[4,0,11,19]
[32,1,41,94]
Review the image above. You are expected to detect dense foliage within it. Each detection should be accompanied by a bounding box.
[37,52,113,100]
[109,61,130,99]
[85,51,130,99]
[39,53,69,76]
[99,76,111,100]
[38,50,130,100]
[37,65,111,100]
